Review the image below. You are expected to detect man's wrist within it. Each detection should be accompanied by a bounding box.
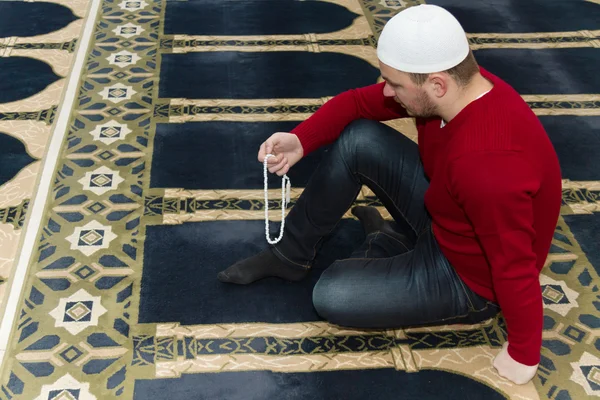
[507,342,540,367]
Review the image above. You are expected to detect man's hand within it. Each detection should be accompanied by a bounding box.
[258,132,304,176]
[493,342,538,385]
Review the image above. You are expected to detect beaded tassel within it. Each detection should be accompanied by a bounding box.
[263,154,291,244]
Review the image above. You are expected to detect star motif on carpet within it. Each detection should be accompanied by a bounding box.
[59,345,86,364]
[112,23,144,39]
[49,289,107,335]
[107,50,141,68]
[78,166,124,195]
[89,120,132,144]
[539,274,579,316]
[34,373,96,400]
[65,220,117,256]
[379,0,407,10]
[99,83,137,104]
[118,0,148,11]
[571,352,600,397]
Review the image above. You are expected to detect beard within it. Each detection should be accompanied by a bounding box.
[402,90,439,119]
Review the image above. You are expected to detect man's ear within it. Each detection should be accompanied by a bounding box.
[428,74,448,98]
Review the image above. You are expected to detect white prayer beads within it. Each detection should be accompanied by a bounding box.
[263,154,291,244]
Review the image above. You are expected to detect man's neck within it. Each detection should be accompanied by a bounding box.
[438,74,494,123]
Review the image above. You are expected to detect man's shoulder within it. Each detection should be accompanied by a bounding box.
[455,77,544,146]
[446,108,532,161]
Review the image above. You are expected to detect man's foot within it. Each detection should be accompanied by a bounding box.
[351,205,386,235]
[217,248,308,285]
[351,206,414,247]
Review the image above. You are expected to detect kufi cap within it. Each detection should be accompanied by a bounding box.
[377,5,470,73]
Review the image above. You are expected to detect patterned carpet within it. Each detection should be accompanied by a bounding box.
[0,0,599,399]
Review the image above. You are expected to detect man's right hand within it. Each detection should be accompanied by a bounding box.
[258,132,304,176]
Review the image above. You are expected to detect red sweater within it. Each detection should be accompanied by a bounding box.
[292,67,562,366]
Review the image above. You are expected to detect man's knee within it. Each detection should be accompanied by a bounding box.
[333,119,389,167]
[312,265,347,324]
[313,268,398,328]
[337,119,382,151]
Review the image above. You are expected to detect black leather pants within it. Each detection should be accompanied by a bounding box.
[272,119,499,328]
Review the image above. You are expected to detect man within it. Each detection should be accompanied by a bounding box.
[217,4,562,386]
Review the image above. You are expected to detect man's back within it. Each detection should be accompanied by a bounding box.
[418,67,562,366]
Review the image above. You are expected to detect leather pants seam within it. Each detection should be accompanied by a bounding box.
[377,231,410,252]
[455,272,476,311]
[356,172,420,238]
[365,232,379,257]
[272,246,311,269]
[418,302,495,325]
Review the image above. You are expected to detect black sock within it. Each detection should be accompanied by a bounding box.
[217,248,308,285]
[352,206,415,247]
[351,206,386,235]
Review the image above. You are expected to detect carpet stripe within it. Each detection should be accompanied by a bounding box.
[469,30,600,39]
[469,30,600,49]
[155,321,389,339]
[156,95,600,121]
[562,180,600,214]
[165,34,374,53]
[161,107,600,120]
[139,325,537,399]
[143,180,600,225]
[151,317,501,340]
[164,30,600,53]
[151,204,599,224]
[158,208,390,224]
[155,352,397,376]
[561,179,600,190]
[156,180,600,197]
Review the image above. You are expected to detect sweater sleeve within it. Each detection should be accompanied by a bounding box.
[291,82,408,155]
[448,151,543,366]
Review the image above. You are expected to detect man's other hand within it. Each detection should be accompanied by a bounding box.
[258,132,304,176]
[493,342,538,385]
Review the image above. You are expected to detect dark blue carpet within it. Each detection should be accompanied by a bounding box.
[0,57,60,104]
[476,48,600,94]
[134,369,507,400]
[139,219,364,325]
[427,0,600,33]
[564,214,600,276]
[0,1,78,38]
[164,0,358,35]
[0,133,35,186]
[150,121,327,189]
[539,116,600,181]
[159,52,381,99]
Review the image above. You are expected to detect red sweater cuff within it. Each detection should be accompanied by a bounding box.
[292,122,321,156]
[508,342,540,366]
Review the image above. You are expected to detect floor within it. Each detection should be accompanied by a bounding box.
[0,0,599,399]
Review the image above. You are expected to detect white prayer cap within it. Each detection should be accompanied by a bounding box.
[377,4,470,73]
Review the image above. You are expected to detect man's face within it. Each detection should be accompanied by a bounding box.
[379,62,438,118]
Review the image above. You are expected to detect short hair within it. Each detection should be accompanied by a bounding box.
[408,49,479,87]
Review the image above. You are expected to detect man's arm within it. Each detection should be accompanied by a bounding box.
[448,151,543,375]
[292,82,408,155]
